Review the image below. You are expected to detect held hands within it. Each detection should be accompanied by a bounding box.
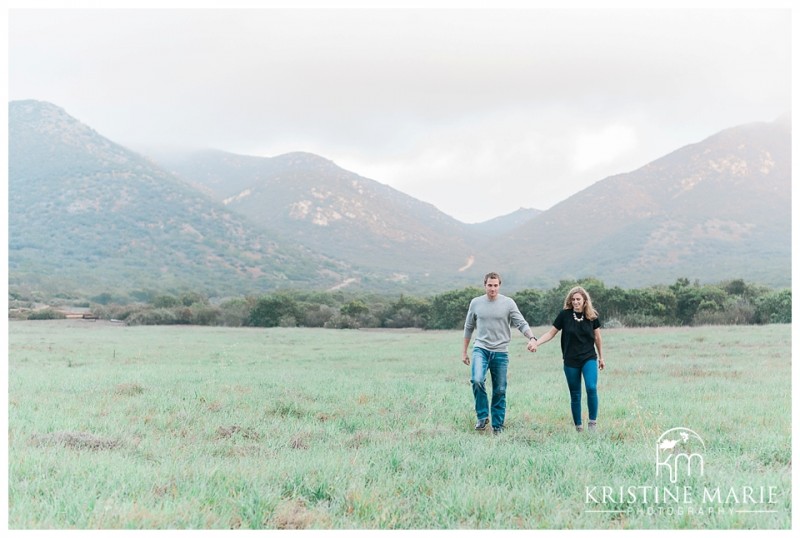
[527,339,538,352]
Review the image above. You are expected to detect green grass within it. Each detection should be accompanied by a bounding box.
[7,321,791,529]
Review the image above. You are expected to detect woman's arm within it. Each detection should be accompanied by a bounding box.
[528,326,559,351]
[594,328,604,370]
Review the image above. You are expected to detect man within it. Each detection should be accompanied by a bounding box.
[462,272,536,435]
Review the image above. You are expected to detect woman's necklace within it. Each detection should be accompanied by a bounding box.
[573,311,584,322]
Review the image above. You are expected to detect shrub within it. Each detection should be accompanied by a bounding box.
[247,295,302,327]
[8,309,30,320]
[179,292,209,307]
[126,308,180,326]
[191,305,222,326]
[616,313,668,328]
[692,297,756,325]
[340,300,369,318]
[152,295,180,308]
[15,277,791,328]
[602,318,625,329]
[278,315,298,328]
[27,308,66,320]
[218,298,252,327]
[324,313,361,329]
[381,295,430,328]
[92,303,145,321]
[754,289,791,324]
[383,307,426,328]
[303,305,338,327]
[90,292,116,305]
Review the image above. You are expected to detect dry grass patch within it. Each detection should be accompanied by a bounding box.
[114,382,145,396]
[28,431,122,451]
[271,498,330,529]
[215,425,260,441]
[289,435,309,450]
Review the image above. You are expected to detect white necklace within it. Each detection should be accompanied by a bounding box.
[573,311,584,322]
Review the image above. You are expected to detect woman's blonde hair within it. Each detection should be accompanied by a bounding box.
[563,286,598,320]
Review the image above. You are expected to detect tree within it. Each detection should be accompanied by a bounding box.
[178,291,208,307]
[599,286,630,321]
[340,299,369,318]
[246,294,302,327]
[620,286,677,326]
[670,278,703,325]
[511,288,549,326]
[152,294,180,308]
[90,292,114,305]
[382,295,431,328]
[427,286,482,330]
[755,289,792,324]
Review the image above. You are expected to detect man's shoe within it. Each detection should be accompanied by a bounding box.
[474,418,490,431]
[588,420,597,432]
[492,426,504,435]
[575,424,584,432]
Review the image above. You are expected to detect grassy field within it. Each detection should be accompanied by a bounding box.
[6,320,792,529]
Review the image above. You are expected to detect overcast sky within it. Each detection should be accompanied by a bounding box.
[6,2,793,223]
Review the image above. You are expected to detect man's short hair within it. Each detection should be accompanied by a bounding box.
[484,272,502,284]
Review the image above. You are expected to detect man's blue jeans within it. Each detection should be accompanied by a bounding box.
[471,347,508,428]
[563,359,598,426]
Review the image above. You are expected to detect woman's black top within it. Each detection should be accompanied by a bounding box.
[553,309,601,368]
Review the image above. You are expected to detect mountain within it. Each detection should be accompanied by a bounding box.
[468,208,542,235]
[151,149,482,282]
[8,99,791,299]
[488,115,791,288]
[153,116,790,290]
[7,100,353,296]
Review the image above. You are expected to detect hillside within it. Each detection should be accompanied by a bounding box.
[152,149,483,283]
[7,100,353,296]
[8,99,791,299]
[489,115,791,288]
[467,208,542,236]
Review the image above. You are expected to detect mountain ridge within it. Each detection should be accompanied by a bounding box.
[490,117,791,287]
[8,100,357,295]
[7,99,791,297]
[153,148,483,279]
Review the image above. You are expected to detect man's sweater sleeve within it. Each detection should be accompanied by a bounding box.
[509,299,531,336]
[463,298,476,340]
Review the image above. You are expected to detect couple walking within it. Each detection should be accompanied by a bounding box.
[462,272,605,434]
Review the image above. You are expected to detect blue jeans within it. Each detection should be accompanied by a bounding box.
[471,347,508,428]
[563,359,598,426]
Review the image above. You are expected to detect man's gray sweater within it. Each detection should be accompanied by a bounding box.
[464,294,531,353]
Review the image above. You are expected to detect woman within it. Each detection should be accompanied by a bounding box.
[529,286,605,432]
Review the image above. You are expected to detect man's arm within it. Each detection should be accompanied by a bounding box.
[462,299,476,365]
[509,299,536,341]
[462,337,471,365]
